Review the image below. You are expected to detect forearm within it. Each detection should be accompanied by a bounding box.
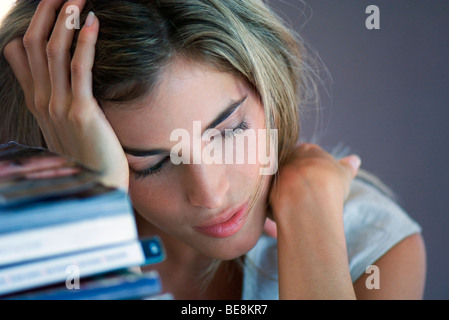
[276,205,356,300]
[269,144,361,300]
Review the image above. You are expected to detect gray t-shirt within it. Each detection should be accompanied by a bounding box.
[241,177,422,299]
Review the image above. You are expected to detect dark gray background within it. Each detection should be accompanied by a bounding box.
[269,0,449,299]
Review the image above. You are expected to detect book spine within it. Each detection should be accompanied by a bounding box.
[0,240,146,296]
[67,273,162,300]
[0,213,138,266]
[18,271,162,300]
[0,189,131,233]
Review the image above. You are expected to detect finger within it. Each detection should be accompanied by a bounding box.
[3,38,35,112]
[71,11,98,103]
[47,0,87,111]
[23,0,65,110]
[339,155,362,179]
[3,38,59,150]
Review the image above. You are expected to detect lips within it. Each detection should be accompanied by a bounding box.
[193,202,250,238]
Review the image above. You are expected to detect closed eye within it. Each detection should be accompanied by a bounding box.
[131,156,170,181]
[130,119,251,180]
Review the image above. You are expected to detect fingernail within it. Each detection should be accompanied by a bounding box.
[85,11,95,28]
[348,155,362,171]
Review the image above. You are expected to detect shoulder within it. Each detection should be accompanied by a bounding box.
[343,172,422,282]
[344,172,420,235]
[353,232,426,299]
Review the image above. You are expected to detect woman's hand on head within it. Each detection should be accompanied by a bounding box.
[3,0,129,190]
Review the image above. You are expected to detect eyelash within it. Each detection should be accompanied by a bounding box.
[222,119,250,139]
[132,119,250,180]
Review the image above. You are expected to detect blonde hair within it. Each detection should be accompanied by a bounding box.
[0,0,321,286]
[1,0,320,158]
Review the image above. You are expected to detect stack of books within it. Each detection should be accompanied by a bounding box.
[0,141,168,299]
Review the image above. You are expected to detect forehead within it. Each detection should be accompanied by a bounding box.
[103,59,249,149]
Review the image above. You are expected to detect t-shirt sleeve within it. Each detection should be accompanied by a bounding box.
[343,178,422,283]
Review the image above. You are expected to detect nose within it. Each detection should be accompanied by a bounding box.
[185,163,230,209]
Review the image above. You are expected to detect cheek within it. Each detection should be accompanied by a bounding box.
[128,179,183,229]
[231,161,260,186]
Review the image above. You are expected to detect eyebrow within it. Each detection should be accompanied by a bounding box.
[123,95,247,157]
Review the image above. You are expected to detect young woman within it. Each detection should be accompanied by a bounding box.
[0,0,425,299]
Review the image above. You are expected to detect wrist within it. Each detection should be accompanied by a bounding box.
[271,191,345,237]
